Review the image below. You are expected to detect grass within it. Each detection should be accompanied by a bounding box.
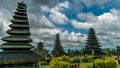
[80,63,120,68]
[39,65,48,68]
[39,62,93,68]
[39,61,49,68]
[118,64,120,68]
[39,62,120,68]
[80,62,92,68]
[39,64,120,68]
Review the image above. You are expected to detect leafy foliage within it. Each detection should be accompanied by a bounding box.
[94,59,105,68]
[94,58,118,68]
[87,55,93,62]
[62,55,70,61]
[73,56,80,63]
[49,55,70,68]
[105,58,117,68]
[81,56,92,62]
[40,61,50,65]
[116,45,120,56]
[34,42,47,60]
[49,58,70,68]
[103,48,111,56]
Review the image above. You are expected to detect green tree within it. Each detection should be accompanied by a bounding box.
[49,56,70,68]
[103,48,111,56]
[34,42,47,59]
[111,49,116,55]
[67,49,71,56]
[37,42,44,50]
[62,55,70,61]
[116,45,120,56]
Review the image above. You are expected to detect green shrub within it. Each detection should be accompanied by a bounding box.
[87,55,93,62]
[105,58,117,68]
[81,56,92,63]
[73,56,80,63]
[86,64,92,68]
[94,58,118,68]
[58,61,70,68]
[49,57,70,68]
[40,61,50,65]
[94,59,105,68]
[62,55,70,61]
[81,57,88,62]
[68,58,73,63]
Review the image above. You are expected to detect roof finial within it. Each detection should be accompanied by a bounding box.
[22,1,24,3]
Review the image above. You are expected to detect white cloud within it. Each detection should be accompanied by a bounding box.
[52,1,69,11]
[96,8,120,32]
[71,20,92,29]
[0,9,11,35]
[57,1,69,9]
[50,9,69,24]
[77,12,99,23]
[60,31,87,47]
[0,9,12,44]
[61,31,79,42]
[41,5,50,12]
[49,1,69,25]
[39,15,55,28]
[31,28,61,43]
[41,1,69,25]
[29,14,55,29]
[41,1,69,12]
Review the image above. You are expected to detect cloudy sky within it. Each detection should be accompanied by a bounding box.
[0,0,120,51]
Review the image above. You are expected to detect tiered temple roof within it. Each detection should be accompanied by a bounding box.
[52,34,65,57]
[0,1,33,50]
[0,1,40,66]
[83,27,104,56]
